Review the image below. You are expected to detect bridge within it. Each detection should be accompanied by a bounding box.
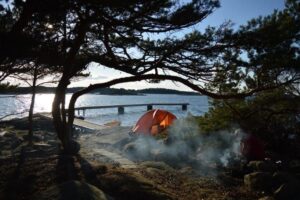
[75,103,189,116]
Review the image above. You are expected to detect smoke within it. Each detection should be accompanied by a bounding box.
[119,116,245,175]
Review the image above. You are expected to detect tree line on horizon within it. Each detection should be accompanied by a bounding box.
[0,84,199,95]
[0,0,299,154]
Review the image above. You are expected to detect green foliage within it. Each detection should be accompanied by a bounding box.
[197,1,300,155]
[197,88,300,151]
[206,0,300,95]
[0,82,18,92]
[196,101,236,133]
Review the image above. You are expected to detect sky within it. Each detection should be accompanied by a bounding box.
[70,0,286,91]
[199,0,285,28]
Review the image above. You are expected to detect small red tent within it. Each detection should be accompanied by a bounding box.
[132,109,177,135]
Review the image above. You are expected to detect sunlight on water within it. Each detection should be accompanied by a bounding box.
[34,94,55,112]
[0,94,209,126]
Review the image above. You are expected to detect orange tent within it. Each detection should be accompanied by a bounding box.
[132,109,177,135]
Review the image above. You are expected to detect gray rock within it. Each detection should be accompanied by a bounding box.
[289,160,300,173]
[289,160,300,168]
[33,143,51,148]
[259,196,275,200]
[47,140,59,146]
[244,172,273,191]
[64,140,80,155]
[247,161,276,172]
[123,141,154,160]
[0,131,8,137]
[123,142,136,153]
[150,149,167,160]
[274,183,300,200]
[272,171,299,189]
[37,180,110,200]
[25,149,43,157]
[141,161,173,171]
[179,166,195,175]
[23,134,44,141]
[10,137,23,149]
[2,131,16,138]
[150,149,177,165]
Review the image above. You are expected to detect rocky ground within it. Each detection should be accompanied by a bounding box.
[0,115,299,200]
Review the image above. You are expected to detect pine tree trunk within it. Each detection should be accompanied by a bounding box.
[28,67,38,144]
[52,80,68,149]
[67,93,79,134]
[52,76,79,154]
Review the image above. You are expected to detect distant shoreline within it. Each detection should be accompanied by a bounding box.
[0,87,201,96]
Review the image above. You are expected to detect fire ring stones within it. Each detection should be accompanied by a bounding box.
[244,172,273,191]
[244,160,300,200]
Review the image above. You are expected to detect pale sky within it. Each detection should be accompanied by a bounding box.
[70,0,286,91]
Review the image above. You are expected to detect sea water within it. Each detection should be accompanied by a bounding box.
[0,94,209,126]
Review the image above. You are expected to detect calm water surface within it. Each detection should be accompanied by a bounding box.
[0,94,209,126]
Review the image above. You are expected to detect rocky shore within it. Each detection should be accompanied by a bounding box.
[1,115,299,200]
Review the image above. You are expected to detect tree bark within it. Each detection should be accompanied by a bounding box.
[28,67,38,144]
[51,18,88,154]
[52,75,72,153]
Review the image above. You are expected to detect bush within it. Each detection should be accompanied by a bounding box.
[196,88,300,156]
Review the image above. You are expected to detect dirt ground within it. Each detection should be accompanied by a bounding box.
[0,116,261,200]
